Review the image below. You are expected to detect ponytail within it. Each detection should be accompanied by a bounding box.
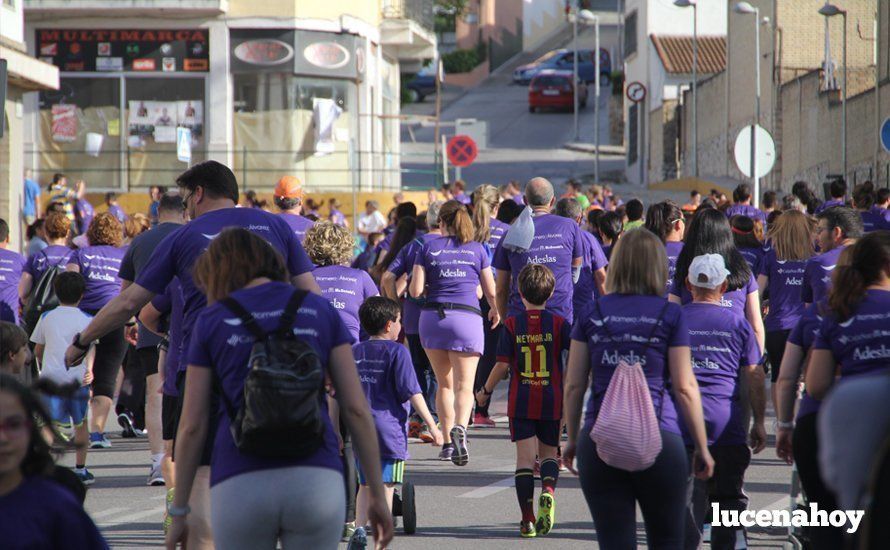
[644,200,681,243]
[439,199,474,244]
[472,184,499,243]
[828,232,890,320]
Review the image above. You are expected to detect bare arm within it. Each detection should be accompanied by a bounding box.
[480,267,498,312]
[745,291,766,353]
[743,362,767,453]
[757,274,768,297]
[34,344,45,366]
[668,347,711,464]
[291,272,322,295]
[170,366,211,511]
[668,293,682,305]
[409,264,426,299]
[775,343,804,424]
[139,302,165,336]
[380,271,398,300]
[394,274,408,298]
[18,273,34,305]
[495,269,511,320]
[594,268,607,296]
[121,279,132,292]
[804,349,837,400]
[561,340,591,474]
[408,394,443,445]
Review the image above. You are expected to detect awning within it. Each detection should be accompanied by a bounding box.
[380,18,437,60]
[1,45,59,91]
[650,34,726,76]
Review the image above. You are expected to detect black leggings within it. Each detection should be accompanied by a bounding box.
[765,329,791,383]
[793,412,844,550]
[406,333,436,417]
[474,299,499,417]
[577,429,689,549]
[89,322,129,399]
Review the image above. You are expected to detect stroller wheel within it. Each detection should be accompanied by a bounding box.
[402,482,416,534]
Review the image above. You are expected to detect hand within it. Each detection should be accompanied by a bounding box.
[65,344,87,368]
[429,425,444,446]
[165,515,187,549]
[125,324,138,346]
[475,388,490,407]
[749,422,767,454]
[562,441,578,475]
[693,448,715,480]
[775,427,794,465]
[335,433,344,454]
[366,492,394,550]
[82,370,93,386]
[488,308,500,329]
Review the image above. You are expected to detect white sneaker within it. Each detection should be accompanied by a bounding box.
[147,464,165,486]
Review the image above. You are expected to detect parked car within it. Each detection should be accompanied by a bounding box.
[407,66,437,102]
[513,48,611,85]
[528,70,588,113]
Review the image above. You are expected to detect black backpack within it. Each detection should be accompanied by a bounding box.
[23,264,65,336]
[218,290,325,459]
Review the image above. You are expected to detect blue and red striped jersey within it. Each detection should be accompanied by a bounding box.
[496,310,571,420]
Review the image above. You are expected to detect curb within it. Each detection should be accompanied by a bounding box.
[563,142,626,155]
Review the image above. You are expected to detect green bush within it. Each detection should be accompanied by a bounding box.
[611,71,625,96]
[400,76,414,105]
[442,48,481,74]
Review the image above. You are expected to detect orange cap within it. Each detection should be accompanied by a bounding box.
[274,175,303,199]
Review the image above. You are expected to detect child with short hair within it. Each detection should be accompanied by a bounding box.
[347,296,443,550]
[476,264,571,538]
[30,272,95,485]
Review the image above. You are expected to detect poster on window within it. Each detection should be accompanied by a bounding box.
[128,101,154,137]
[51,104,78,142]
[176,100,203,139]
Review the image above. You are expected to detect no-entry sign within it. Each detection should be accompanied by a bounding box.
[447,135,478,168]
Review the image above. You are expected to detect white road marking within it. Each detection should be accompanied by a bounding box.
[458,476,514,498]
[90,507,128,520]
[99,507,165,525]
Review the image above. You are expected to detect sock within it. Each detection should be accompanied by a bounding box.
[152,452,165,467]
[540,458,560,494]
[75,464,85,470]
[515,468,535,523]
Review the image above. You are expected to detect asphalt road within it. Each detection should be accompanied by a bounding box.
[71,386,793,549]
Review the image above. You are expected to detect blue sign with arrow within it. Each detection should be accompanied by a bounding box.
[882,117,890,154]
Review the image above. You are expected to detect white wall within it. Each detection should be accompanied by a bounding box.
[522,0,565,52]
[1,0,25,44]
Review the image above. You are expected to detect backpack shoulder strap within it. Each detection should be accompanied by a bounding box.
[277,290,308,338]
[219,297,266,340]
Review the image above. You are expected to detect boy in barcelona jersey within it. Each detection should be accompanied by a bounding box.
[476,264,570,539]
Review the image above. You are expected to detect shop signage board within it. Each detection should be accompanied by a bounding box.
[230,30,297,73]
[36,29,209,72]
[230,29,364,81]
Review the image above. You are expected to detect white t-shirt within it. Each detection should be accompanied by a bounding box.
[30,305,93,385]
[358,210,387,234]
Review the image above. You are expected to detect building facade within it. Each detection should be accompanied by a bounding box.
[23,0,435,193]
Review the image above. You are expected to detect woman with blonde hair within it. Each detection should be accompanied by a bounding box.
[124,213,151,244]
[65,212,127,449]
[410,200,499,465]
[303,221,378,343]
[563,228,713,547]
[756,209,813,386]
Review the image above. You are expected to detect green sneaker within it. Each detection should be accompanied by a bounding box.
[520,520,537,538]
[341,521,356,542]
[163,488,175,534]
[535,491,555,536]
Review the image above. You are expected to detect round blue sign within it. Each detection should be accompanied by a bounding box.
[882,117,890,153]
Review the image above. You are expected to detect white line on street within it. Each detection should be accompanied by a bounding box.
[90,507,128,520]
[458,476,514,499]
[99,507,165,525]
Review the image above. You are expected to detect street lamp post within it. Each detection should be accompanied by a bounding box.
[734,1,762,207]
[594,13,601,183]
[819,4,847,182]
[572,8,598,143]
[675,0,698,178]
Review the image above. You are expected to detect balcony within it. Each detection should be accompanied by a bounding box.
[380,0,437,61]
[24,0,228,16]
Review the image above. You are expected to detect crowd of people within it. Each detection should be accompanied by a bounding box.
[1,164,890,550]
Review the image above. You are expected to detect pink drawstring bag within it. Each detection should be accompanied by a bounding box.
[590,302,668,472]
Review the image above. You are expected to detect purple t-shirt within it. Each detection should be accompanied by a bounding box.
[279,212,315,243]
[0,248,25,324]
[665,241,684,295]
[758,250,806,331]
[151,278,184,396]
[801,245,845,304]
[418,236,490,309]
[188,282,349,486]
[453,192,472,206]
[860,210,890,233]
[738,246,764,276]
[25,244,72,282]
[0,476,108,550]
[815,199,845,214]
[136,207,314,370]
[313,265,378,343]
[69,245,124,312]
[108,204,127,224]
[75,199,94,235]
[574,230,608,316]
[787,304,824,419]
[387,233,438,334]
[329,209,347,227]
[671,273,758,318]
[353,339,422,460]
[682,302,761,446]
[571,294,689,435]
[493,214,583,320]
[488,218,510,250]
[813,289,890,378]
[725,204,767,225]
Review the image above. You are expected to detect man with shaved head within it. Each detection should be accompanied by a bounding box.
[493,177,584,323]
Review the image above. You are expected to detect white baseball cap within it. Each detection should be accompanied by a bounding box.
[688,253,730,289]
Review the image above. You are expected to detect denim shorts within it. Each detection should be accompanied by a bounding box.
[44,386,90,426]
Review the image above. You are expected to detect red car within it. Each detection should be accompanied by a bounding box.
[528,69,588,113]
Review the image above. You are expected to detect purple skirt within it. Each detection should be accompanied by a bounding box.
[419,309,484,354]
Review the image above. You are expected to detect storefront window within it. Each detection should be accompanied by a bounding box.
[125,77,205,188]
[38,78,123,189]
[233,73,356,190]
